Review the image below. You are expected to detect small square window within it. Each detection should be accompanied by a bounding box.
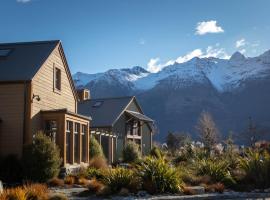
[54,66,61,91]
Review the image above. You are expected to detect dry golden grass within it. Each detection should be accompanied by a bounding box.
[182,186,196,195]
[77,177,91,186]
[47,177,64,187]
[64,175,75,185]
[0,184,48,200]
[88,156,108,169]
[24,183,49,200]
[87,178,105,194]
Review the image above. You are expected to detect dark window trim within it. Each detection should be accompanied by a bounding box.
[53,64,61,94]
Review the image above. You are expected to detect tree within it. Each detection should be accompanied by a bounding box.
[166,132,191,153]
[22,132,61,182]
[89,137,104,158]
[122,141,141,163]
[196,111,219,153]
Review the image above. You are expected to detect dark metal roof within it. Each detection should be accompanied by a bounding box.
[0,40,59,82]
[78,96,134,128]
[125,110,153,122]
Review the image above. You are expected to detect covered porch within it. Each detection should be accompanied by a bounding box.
[90,128,117,164]
[125,110,154,154]
[40,109,91,169]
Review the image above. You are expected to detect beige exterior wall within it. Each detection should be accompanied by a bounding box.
[31,45,77,137]
[0,83,25,156]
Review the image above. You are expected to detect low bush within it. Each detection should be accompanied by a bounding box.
[47,177,65,187]
[87,168,105,180]
[137,157,181,194]
[150,146,163,159]
[77,177,90,186]
[88,179,105,194]
[196,158,236,186]
[238,150,270,189]
[89,137,104,158]
[0,184,48,200]
[88,156,108,169]
[22,132,61,182]
[64,175,75,185]
[102,167,140,194]
[24,183,49,200]
[122,141,141,163]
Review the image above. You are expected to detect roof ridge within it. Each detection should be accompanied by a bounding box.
[0,40,60,46]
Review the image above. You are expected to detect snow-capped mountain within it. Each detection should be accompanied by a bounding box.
[74,51,270,93]
[73,66,149,89]
[73,50,270,142]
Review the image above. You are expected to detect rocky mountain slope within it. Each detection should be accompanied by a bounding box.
[73,51,270,142]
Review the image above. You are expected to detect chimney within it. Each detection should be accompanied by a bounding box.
[77,89,90,101]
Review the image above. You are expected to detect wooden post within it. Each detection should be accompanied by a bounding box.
[70,121,74,164]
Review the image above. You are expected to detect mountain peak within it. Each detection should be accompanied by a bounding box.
[230,51,246,61]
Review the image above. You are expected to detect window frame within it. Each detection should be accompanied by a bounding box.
[53,64,62,93]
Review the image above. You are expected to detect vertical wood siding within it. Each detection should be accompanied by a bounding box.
[31,46,76,135]
[0,84,25,156]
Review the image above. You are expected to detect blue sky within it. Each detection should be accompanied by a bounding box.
[0,0,270,73]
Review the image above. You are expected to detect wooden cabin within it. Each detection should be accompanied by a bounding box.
[0,41,91,171]
[78,96,154,164]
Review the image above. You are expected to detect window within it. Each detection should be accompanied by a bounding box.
[84,91,90,99]
[66,121,72,164]
[45,120,57,143]
[0,49,11,57]
[74,123,80,163]
[54,66,61,91]
[81,125,87,162]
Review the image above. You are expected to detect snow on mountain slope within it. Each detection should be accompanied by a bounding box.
[73,66,149,87]
[73,50,270,92]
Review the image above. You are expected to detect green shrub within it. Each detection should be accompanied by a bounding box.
[87,168,105,180]
[122,141,141,163]
[238,150,270,189]
[196,158,236,186]
[102,167,141,193]
[150,146,163,159]
[89,137,104,158]
[0,154,22,183]
[137,157,181,194]
[22,132,61,182]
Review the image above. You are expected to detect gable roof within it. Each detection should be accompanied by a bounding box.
[0,40,59,82]
[78,96,134,128]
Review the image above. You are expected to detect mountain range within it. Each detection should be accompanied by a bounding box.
[73,50,270,142]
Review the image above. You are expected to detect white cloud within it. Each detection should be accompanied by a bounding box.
[17,0,31,3]
[195,20,224,35]
[235,38,246,48]
[175,49,203,63]
[239,49,246,54]
[147,46,229,73]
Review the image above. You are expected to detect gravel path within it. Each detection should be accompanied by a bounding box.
[50,187,270,200]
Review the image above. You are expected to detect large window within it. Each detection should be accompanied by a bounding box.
[81,125,87,162]
[45,120,57,143]
[54,66,61,91]
[74,123,80,163]
[126,120,140,136]
[66,121,72,164]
